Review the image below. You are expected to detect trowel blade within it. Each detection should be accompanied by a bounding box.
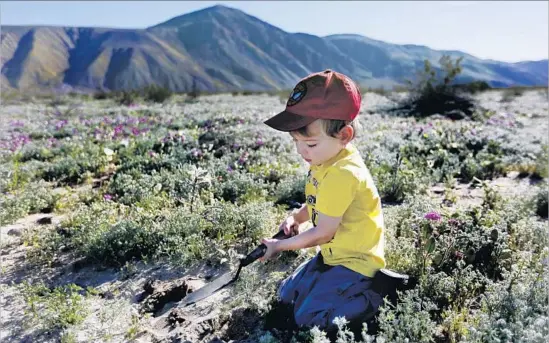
[177,270,236,307]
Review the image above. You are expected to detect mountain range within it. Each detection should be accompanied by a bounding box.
[1,4,547,93]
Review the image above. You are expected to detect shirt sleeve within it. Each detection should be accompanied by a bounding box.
[315,167,359,217]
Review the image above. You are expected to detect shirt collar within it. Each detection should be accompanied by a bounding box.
[314,143,357,170]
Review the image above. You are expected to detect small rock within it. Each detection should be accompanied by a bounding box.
[7,228,23,236]
[431,185,445,194]
[100,290,115,300]
[36,216,52,225]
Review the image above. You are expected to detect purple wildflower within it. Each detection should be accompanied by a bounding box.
[448,218,460,226]
[113,125,124,136]
[131,127,140,136]
[46,138,57,148]
[256,137,264,146]
[10,120,25,128]
[55,120,68,130]
[424,211,442,221]
[9,134,31,152]
[103,194,113,201]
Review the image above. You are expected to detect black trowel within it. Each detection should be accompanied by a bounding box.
[177,230,289,307]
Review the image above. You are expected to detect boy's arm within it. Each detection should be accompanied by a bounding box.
[291,203,310,225]
[276,212,340,251]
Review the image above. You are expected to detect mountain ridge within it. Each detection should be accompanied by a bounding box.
[2,4,547,92]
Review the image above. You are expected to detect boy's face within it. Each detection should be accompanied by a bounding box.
[290,120,348,166]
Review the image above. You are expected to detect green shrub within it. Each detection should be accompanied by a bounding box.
[0,181,60,226]
[365,151,428,204]
[19,281,92,332]
[116,90,139,106]
[93,89,110,100]
[398,125,508,183]
[500,87,525,102]
[39,143,111,185]
[142,84,173,103]
[453,81,491,94]
[462,249,549,343]
[273,173,306,208]
[392,55,478,119]
[532,184,548,219]
[374,289,439,343]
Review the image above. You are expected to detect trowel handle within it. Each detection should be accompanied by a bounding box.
[241,230,288,267]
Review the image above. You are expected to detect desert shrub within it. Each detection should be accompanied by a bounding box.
[388,188,516,282]
[365,151,428,204]
[453,81,491,94]
[392,55,478,119]
[41,155,108,185]
[372,289,439,343]
[18,143,55,163]
[38,142,112,185]
[187,77,201,100]
[93,89,110,100]
[0,180,60,226]
[462,249,549,343]
[40,193,282,267]
[0,154,43,193]
[85,217,164,266]
[532,144,548,180]
[531,184,548,219]
[115,90,139,106]
[500,87,525,102]
[273,173,307,208]
[142,84,173,103]
[399,125,509,183]
[213,170,269,204]
[19,281,92,332]
[107,165,212,206]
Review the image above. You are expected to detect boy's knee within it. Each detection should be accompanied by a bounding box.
[293,284,383,330]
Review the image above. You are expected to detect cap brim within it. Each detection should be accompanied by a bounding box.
[264,110,317,132]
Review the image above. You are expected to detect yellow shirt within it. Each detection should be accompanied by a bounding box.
[305,143,386,277]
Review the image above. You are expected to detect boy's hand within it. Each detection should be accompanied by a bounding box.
[259,238,280,261]
[279,215,300,236]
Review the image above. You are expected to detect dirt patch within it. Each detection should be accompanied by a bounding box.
[428,171,539,210]
[221,307,262,341]
[139,277,206,317]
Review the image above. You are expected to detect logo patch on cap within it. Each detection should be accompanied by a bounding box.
[287,81,307,107]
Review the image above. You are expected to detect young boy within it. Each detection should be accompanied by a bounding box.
[260,69,386,331]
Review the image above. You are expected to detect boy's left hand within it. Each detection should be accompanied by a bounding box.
[259,238,280,261]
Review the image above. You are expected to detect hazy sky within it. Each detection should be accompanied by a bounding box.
[2,1,547,63]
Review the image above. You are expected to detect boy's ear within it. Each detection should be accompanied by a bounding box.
[338,125,354,143]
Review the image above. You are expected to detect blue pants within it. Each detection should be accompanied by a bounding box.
[278,253,382,330]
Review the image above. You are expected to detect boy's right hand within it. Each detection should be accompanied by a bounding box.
[279,215,300,237]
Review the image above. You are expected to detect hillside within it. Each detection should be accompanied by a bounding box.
[1,4,547,92]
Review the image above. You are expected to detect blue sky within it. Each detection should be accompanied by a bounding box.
[2,1,547,63]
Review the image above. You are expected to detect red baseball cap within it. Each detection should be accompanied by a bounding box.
[264,69,362,132]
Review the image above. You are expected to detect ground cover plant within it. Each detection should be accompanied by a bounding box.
[1,65,547,342]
